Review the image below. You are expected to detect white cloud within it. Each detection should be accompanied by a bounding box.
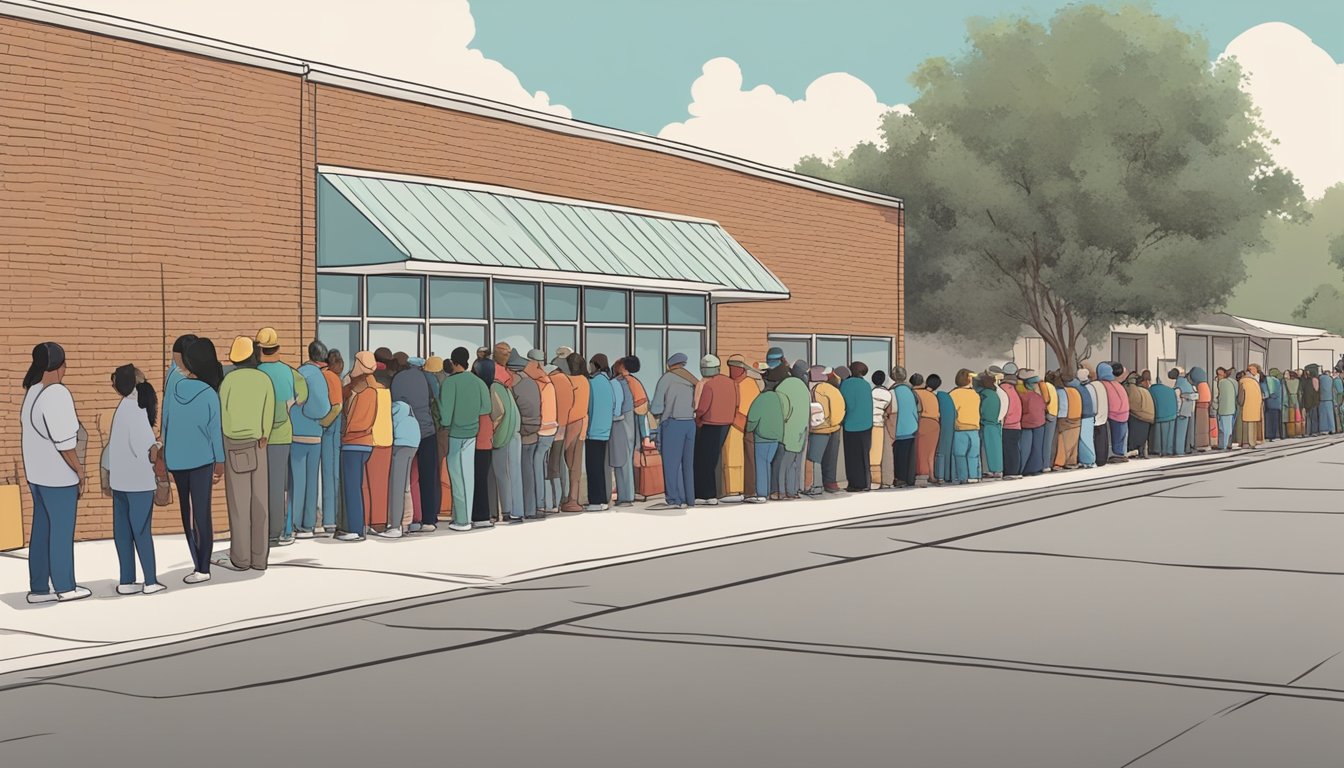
[62,0,570,117]
[658,57,903,169]
[1223,22,1343,199]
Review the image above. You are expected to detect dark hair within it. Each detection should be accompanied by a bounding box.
[909,373,925,388]
[308,340,329,363]
[451,347,471,370]
[23,342,66,390]
[927,374,943,390]
[184,338,225,391]
[590,354,610,376]
[623,356,642,374]
[374,347,393,363]
[976,373,996,390]
[849,361,869,379]
[136,381,158,428]
[872,370,886,387]
[954,369,972,388]
[472,358,496,388]
[172,334,199,355]
[113,364,138,397]
[566,352,586,376]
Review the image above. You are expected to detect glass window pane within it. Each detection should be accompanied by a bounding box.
[494,322,537,354]
[816,337,848,369]
[767,336,810,367]
[544,285,579,321]
[317,321,359,361]
[667,330,703,369]
[851,337,892,377]
[585,288,628,324]
[368,323,422,357]
[430,324,486,360]
[545,324,577,359]
[367,276,423,319]
[430,277,486,320]
[667,294,706,326]
[585,327,628,362]
[493,281,538,321]
[634,293,665,325]
[633,328,664,403]
[317,275,360,317]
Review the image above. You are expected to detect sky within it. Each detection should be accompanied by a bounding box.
[51,0,1344,197]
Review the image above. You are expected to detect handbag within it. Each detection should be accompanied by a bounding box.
[154,475,173,507]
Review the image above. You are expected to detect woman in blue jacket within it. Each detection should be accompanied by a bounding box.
[585,354,616,511]
[163,338,226,584]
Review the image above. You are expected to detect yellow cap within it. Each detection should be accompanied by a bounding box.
[255,327,280,348]
[228,336,254,364]
[425,356,445,373]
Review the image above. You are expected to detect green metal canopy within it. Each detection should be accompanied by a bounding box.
[317,170,789,298]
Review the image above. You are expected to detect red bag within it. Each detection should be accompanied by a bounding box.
[635,441,663,501]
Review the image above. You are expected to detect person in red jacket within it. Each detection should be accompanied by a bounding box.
[693,354,738,504]
[998,364,1024,478]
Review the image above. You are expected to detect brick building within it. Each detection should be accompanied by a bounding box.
[0,0,904,542]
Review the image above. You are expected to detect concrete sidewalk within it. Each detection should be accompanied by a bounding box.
[0,442,1308,675]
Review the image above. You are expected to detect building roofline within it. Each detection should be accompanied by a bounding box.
[2,0,905,211]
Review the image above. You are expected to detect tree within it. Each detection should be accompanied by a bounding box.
[1293,234,1344,333]
[1225,186,1344,324]
[798,4,1305,368]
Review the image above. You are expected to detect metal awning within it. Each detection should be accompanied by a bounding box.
[316,167,789,301]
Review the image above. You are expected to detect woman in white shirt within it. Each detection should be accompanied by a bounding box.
[870,370,894,489]
[20,342,90,603]
[106,365,165,595]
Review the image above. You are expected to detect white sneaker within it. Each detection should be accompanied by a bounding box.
[116,584,143,595]
[314,526,327,535]
[26,591,58,604]
[473,520,495,529]
[58,586,92,602]
[968,479,981,484]
[447,522,472,532]
[184,571,211,584]
[408,523,423,533]
[417,524,437,533]
[142,583,167,595]
[745,497,766,504]
[335,532,364,542]
[694,499,711,506]
[295,531,315,540]
[585,504,605,512]
[720,495,745,504]
[679,503,691,509]
[378,527,404,539]
[707,498,720,506]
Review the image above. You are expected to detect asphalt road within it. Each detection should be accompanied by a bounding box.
[3,437,1344,767]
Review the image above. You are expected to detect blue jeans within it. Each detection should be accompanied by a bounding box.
[113,489,158,586]
[1109,419,1128,459]
[289,441,322,532]
[492,435,524,520]
[952,430,981,484]
[659,418,696,506]
[753,440,779,498]
[1173,417,1190,456]
[320,415,342,528]
[447,437,477,527]
[341,448,371,534]
[1217,415,1234,449]
[1078,422,1096,466]
[28,484,78,595]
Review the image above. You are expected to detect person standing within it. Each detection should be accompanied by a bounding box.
[890,367,920,488]
[1241,365,1266,448]
[1084,364,1111,466]
[650,353,698,509]
[931,375,956,484]
[744,369,785,504]
[775,361,812,500]
[949,369,982,484]
[390,352,439,532]
[165,338,225,584]
[337,352,377,542]
[490,361,524,522]
[215,337,275,570]
[723,355,760,503]
[1099,363,1129,462]
[521,350,559,517]
[912,373,939,485]
[840,362,875,492]
[806,365,844,495]
[1284,370,1302,438]
[870,370,893,488]
[439,348,492,532]
[21,342,91,603]
[362,361,394,533]
[547,352,576,513]
[1190,367,1212,451]
[1317,365,1336,435]
[1264,368,1283,442]
[998,365,1024,478]
[104,365,164,595]
[584,354,616,512]
[319,350,345,534]
[1211,368,1236,449]
[1125,372,1155,459]
[381,398,420,537]
[1056,372,1083,470]
[1149,371,1177,456]
[606,356,635,507]
[255,328,308,547]
[1301,365,1321,436]
[1038,372,1058,472]
[289,341,332,539]
[693,354,737,504]
[162,334,197,442]
[975,373,1004,478]
[1172,368,1197,456]
[561,352,591,513]
[1016,370,1047,476]
[469,359,501,527]
[1071,370,1097,468]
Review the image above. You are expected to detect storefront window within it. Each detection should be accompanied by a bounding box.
[585,288,628,323]
[852,337,893,376]
[317,275,361,317]
[767,334,895,372]
[431,325,485,359]
[634,293,665,325]
[493,281,537,320]
[667,294,706,326]
[816,336,849,369]
[586,327,628,362]
[368,323,422,357]
[633,328,664,396]
[494,322,537,354]
[767,336,810,366]
[545,285,579,321]
[545,324,577,358]
[667,329,703,367]
[317,321,359,360]
[430,277,486,320]
[367,276,423,318]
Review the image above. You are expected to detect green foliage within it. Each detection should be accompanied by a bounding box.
[1224,187,1344,323]
[798,3,1305,367]
[1294,284,1344,335]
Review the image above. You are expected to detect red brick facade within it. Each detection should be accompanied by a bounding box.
[0,14,902,542]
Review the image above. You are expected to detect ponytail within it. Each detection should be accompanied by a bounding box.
[23,342,65,390]
[135,381,158,428]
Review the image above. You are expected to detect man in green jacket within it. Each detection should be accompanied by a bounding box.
[744,371,786,503]
[771,362,811,499]
[215,337,276,572]
[1214,367,1238,450]
[439,347,492,532]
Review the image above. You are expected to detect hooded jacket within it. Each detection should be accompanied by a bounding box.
[1150,379,1177,422]
[1097,364,1130,422]
[164,377,226,472]
[975,385,1001,426]
[1016,380,1046,429]
[999,381,1023,430]
[1085,371,1109,428]
[1126,380,1155,423]
[1264,370,1283,410]
[292,362,333,440]
[1173,375,1197,419]
[1190,367,1212,408]
[777,375,812,454]
[391,400,421,448]
[587,371,616,442]
[1215,376,1239,416]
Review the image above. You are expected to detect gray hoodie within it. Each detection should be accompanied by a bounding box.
[652,367,697,421]
[512,370,542,444]
[391,367,434,440]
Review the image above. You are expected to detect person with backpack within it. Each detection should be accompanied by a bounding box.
[105,364,165,595]
[21,342,91,603]
[805,365,844,496]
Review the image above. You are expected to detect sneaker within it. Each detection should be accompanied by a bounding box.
[273,537,295,547]
[335,532,364,542]
[473,520,495,529]
[968,478,981,484]
[804,488,824,497]
[313,526,327,536]
[210,553,247,571]
[378,527,404,538]
[295,531,315,540]
[745,496,766,504]
[57,586,92,602]
[447,522,473,532]
[694,499,711,506]
[418,524,437,533]
[26,591,58,604]
[116,584,143,595]
[142,583,166,595]
[720,495,745,504]
[506,516,527,525]
[648,502,676,510]
[408,523,423,533]
[585,504,605,512]
[184,572,211,585]
[614,501,634,508]
[679,503,691,509]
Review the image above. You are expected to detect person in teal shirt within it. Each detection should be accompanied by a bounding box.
[745,372,785,502]
[975,373,1003,478]
[889,366,920,487]
[932,375,956,483]
[438,347,492,532]
[585,355,616,510]
[254,327,307,546]
[839,362,875,492]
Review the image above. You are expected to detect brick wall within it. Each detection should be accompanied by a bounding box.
[311,85,904,367]
[0,17,306,541]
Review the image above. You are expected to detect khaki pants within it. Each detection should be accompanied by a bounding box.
[224,437,269,570]
[1055,418,1081,468]
[722,425,745,496]
[563,422,585,509]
